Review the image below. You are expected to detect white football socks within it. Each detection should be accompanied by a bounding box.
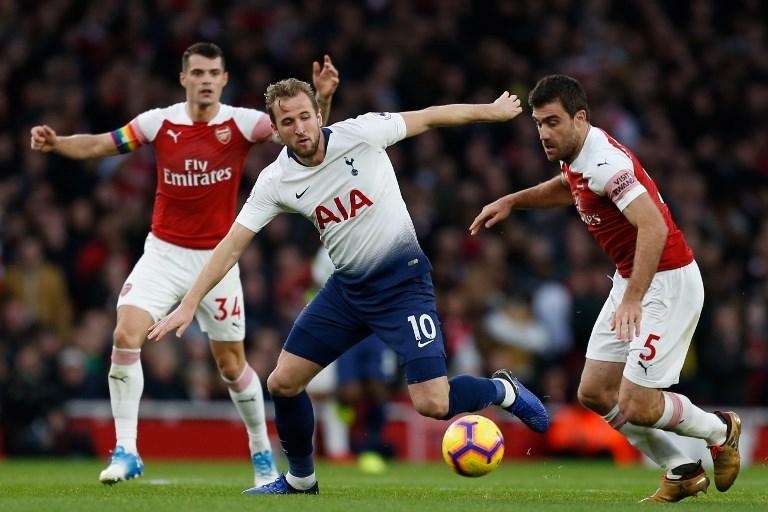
[653,392,727,446]
[109,347,143,455]
[315,400,350,457]
[494,378,517,408]
[286,472,316,490]
[224,365,271,455]
[603,405,693,477]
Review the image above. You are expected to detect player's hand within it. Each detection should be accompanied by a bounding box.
[147,303,195,341]
[611,299,642,342]
[469,196,514,235]
[487,92,522,122]
[313,54,339,101]
[30,125,58,152]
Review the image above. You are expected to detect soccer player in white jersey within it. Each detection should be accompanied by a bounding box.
[29,42,339,486]
[148,78,551,495]
[470,75,741,503]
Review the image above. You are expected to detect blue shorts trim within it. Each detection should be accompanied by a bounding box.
[404,357,447,384]
[284,325,344,368]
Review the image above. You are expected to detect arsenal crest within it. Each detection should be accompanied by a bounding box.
[120,283,133,297]
[215,126,231,144]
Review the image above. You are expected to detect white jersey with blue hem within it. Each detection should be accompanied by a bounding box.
[236,112,431,293]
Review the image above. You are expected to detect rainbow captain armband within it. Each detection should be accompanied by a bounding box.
[111,122,144,154]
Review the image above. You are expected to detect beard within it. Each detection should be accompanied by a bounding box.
[292,134,321,159]
[545,133,580,163]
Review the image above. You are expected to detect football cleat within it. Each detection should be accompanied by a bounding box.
[709,411,741,492]
[99,446,144,484]
[640,464,709,503]
[242,474,319,495]
[251,449,280,487]
[492,369,550,433]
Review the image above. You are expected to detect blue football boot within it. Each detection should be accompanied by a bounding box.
[99,446,144,484]
[251,449,279,487]
[242,474,319,495]
[493,369,550,433]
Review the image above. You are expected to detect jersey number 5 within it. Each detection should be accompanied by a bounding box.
[640,333,660,361]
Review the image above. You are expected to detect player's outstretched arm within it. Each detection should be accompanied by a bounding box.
[399,91,522,138]
[469,175,574,235]
[30,125,119,159]
[610,193,668,341]
[147,222,256,340]
[312,54,339,125]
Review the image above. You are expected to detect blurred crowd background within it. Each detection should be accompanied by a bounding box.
[1,0,767,456]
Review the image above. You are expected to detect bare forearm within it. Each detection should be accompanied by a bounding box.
[181,223,254,308]
[624,224,668,301]
[508,176,574,209]
[182,241,241,308]
[54,133,118,159]
[417,104,498,128]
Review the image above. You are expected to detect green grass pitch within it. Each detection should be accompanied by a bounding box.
[0,458,766,511]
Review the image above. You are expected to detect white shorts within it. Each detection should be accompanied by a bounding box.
[117,233,245,341]
[585,261,704,388]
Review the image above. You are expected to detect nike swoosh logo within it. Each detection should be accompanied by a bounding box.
[295,186,310,199]
[417,339,434,348]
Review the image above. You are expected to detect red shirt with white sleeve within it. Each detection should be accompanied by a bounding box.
[111,102,273,249]
[560,127,693,277]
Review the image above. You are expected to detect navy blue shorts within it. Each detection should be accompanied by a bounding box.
[284,273,447,384]
[336,334,393,386]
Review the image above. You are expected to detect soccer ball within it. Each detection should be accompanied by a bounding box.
[442,414,505,477]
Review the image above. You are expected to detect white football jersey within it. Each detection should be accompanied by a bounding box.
[236,112,431,292]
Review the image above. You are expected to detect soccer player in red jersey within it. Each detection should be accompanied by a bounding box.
[470,75,741,503]
[29,42,339,486]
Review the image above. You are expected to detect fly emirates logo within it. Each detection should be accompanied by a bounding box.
[163,159,233,187]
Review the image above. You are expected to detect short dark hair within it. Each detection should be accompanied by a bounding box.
[182,42,225,71]
[264,78,318,123]
[529,75,589,120]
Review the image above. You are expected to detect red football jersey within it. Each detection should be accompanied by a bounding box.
[560,127,693,277]
[111,103,272,249]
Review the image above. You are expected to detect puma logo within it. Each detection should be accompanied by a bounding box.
[344,156,358,176]
[237,397,257,403]
[597,158,609,167]
[637,361,649,375]
[166,128,181,143]
[109,375,128,383]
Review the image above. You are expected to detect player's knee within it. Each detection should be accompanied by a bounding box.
[213,351,243,381]
[113,325,145,350]
[577,385,614,414]
[267,370,304,397]
[618,396,657,426]
[412,394,449,419]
